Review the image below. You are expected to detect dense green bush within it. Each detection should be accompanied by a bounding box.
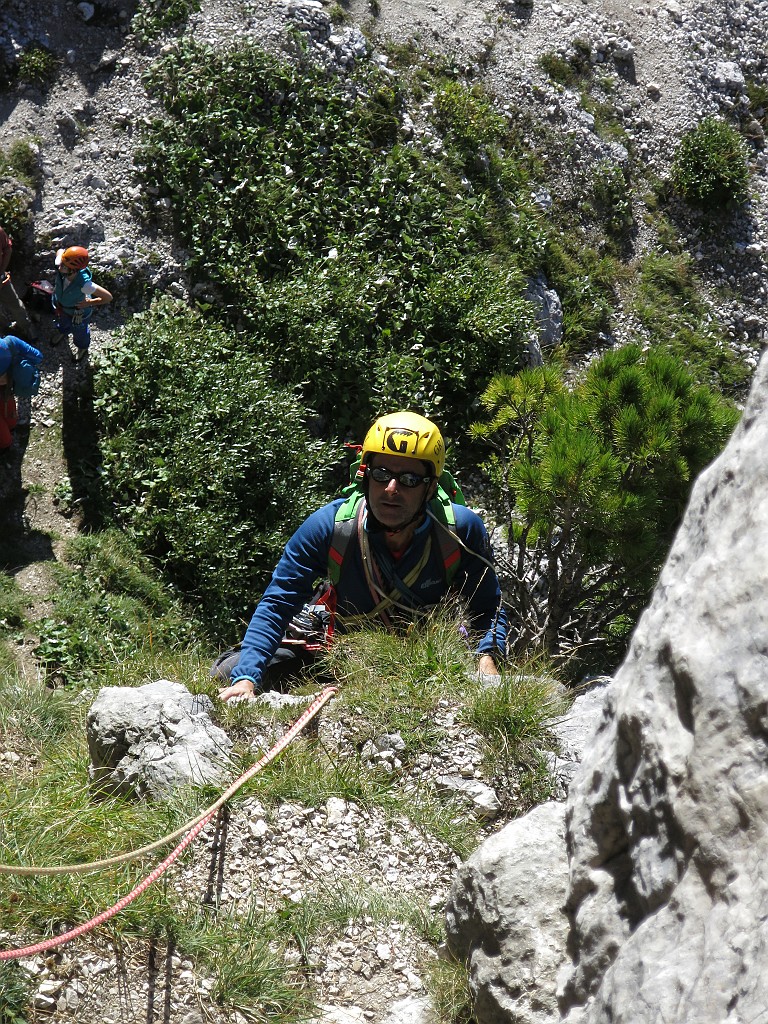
[94,298,337,633]
[136,41,544,437]
[471,345,739,672]
[671,116,750,209]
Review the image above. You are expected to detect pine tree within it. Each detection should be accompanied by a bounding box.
[471,345,739,673]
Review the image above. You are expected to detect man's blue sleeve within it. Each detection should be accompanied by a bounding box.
[230,502,340,688]
[454,505,508,658]
[10,337,43,365]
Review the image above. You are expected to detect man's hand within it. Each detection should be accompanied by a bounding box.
[219,678,256,702]
[0,271,9,287]
[473,653,501,687]
[477,654,499,676]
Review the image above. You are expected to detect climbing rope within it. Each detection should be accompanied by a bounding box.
[0,685,337,961]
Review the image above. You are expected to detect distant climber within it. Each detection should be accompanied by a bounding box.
[51,246,112,362]
[0,334,43,451]
[0,225,37,344]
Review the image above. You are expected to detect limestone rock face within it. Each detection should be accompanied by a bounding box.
[87,680,232,799]
[559,353,768,1021]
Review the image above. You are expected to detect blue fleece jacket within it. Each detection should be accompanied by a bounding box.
[0,335,43,374]
[231,497,507,688]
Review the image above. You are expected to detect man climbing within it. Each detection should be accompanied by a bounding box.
[51,246,112,362]
[0,334,43,451]
[217,411,507,701]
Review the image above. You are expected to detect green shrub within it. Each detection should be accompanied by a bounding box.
[94,298,337,634]
[136,42,540,438]
[471,347,739,673]
[671,116,750,209]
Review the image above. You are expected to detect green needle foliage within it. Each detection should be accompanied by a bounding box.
[472,346,739,672]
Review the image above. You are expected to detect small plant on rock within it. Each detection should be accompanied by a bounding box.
[15,45,60,89]
[671,116,750,210]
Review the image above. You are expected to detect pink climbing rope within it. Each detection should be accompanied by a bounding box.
[0,686,338,961]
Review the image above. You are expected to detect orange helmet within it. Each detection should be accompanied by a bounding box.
[60,246,89,271]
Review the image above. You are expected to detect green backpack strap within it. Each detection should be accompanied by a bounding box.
[328,491,364,585]
[428,485,462,586]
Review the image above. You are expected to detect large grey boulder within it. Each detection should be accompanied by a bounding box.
[446,801,570,1024]
[87,680,232,799]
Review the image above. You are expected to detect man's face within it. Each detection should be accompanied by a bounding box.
[366,454,435,530]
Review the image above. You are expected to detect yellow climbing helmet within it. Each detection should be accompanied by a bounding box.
[362,411,445,478]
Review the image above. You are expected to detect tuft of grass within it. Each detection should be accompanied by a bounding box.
[0,573,28,634]
[0,139,41,189]
[0,961,32,1024]
[32,530,202,687]
[323,606,475,756]
[630,249,754,396]
[426,953,475,1024]
[671,116,750,210]
[131,0,202,47]
[175,902,315,1022]
[0,677,75,751]
[462,663,570,807]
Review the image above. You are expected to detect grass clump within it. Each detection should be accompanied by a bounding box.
[631,250,754,396]
[0,961,32,1024]
[426,954,474,1024]
[32,530,201,687]
[464,666,569,798]
[671,116,750,210]
[0,139,41,189]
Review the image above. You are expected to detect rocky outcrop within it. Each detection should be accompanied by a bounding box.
[447,353,768,1022]
[86,679,232,799]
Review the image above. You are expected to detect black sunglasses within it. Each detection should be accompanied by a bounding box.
[367,466,432,489]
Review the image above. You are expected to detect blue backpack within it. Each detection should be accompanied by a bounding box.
[12,358,41,398]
